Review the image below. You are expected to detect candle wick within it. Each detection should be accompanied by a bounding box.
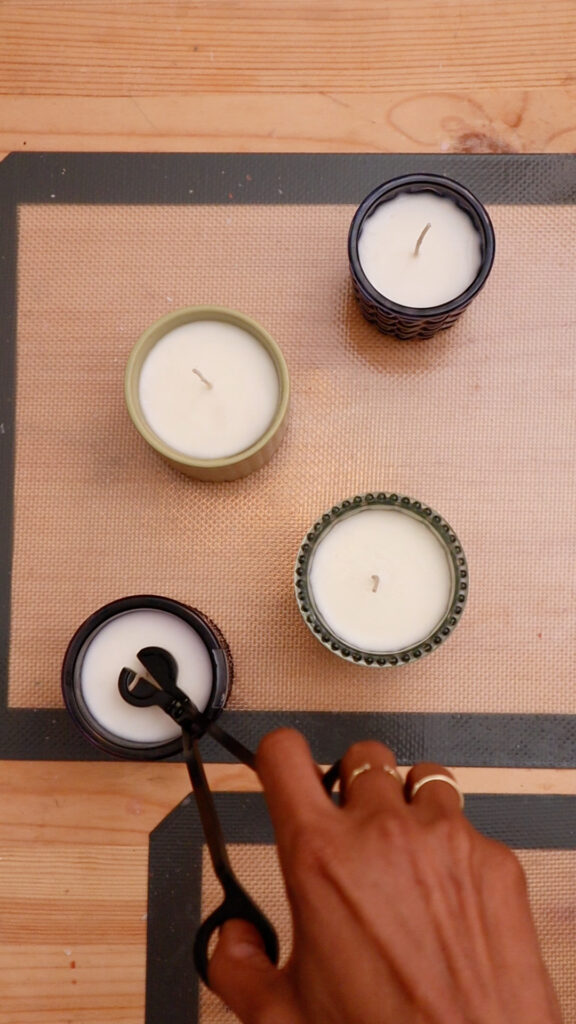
[413,222,432,257]
[127,672,162,693]
[192,367,213,389]
[371,574,380,593]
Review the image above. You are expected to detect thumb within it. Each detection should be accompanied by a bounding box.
[208,919,297,1024]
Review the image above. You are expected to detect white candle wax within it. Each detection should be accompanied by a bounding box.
[79,609,214,743]
[138,320,280,459]
[308,508,453,653]
[358,192,482,308]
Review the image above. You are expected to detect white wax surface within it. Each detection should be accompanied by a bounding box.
[138,320,280,458]
[358,192,482,307]
[79,609,214,743]
[308,509,453,653]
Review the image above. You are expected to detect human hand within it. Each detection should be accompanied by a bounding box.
[209,729,562,1024]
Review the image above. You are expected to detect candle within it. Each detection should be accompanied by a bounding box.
[310,509,452,651]
[357,192,482,308]
[139,320,279,459]
[62,596,233,758]
[295,494,468,666]
[125,307,290,481]
[348,174,495,340]
[80,609,212,743]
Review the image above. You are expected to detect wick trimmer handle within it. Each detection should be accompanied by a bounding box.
[194,760,339,986]
[193,876,279,985]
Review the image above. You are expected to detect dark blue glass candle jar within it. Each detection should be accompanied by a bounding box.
[348,174,495,340]
[62,595,233,760]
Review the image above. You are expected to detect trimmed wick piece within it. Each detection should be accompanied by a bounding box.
[413,222,432,257]
[371,574,380,593]
[127,671,161,693]
[192,367,213,389]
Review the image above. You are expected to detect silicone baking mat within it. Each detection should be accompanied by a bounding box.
[1,153,576,764]
[148,792,576,1024]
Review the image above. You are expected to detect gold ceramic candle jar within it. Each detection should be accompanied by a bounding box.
[125,306,290,481]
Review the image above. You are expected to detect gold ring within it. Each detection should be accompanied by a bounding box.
[346,762,402,793]
[408,773,465,810]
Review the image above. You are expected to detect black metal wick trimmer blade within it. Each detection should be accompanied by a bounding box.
[118,646,337,790]
[119,646,257,765]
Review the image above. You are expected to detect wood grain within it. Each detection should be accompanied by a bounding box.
[0,944,145,1024]
[0,1,575,153]
[0,0,574,94]
[1,88,576,154]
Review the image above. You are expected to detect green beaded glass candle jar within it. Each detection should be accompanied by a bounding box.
[294,493,468,667]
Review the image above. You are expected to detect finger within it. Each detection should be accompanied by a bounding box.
[209,919,297,1024]
[257,729,335,846]
[405,762,464,821]
[339,741,405,812]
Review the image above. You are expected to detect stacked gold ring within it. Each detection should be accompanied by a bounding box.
[344,763,465,810]
[345,762,403,792]
[408,774,465,810]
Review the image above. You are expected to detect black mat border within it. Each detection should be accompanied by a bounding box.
[2,152,576,205]
[147,791,576,1024]
[2,153,576,767]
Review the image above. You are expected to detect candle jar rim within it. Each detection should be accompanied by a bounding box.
[348,173,496,318]
[294,493,468,667]
[125,305,290,476]
[61,594,233,760]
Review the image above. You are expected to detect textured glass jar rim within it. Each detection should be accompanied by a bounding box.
[61,595,233,760]
[348,174,496,318]
[294,493,468,667]
[125,305,290,470]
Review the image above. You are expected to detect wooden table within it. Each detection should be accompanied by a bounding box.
[1,3,576,1022]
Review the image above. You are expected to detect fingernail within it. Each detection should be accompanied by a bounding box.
[221,923,263,960]
[229,938,261,960]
